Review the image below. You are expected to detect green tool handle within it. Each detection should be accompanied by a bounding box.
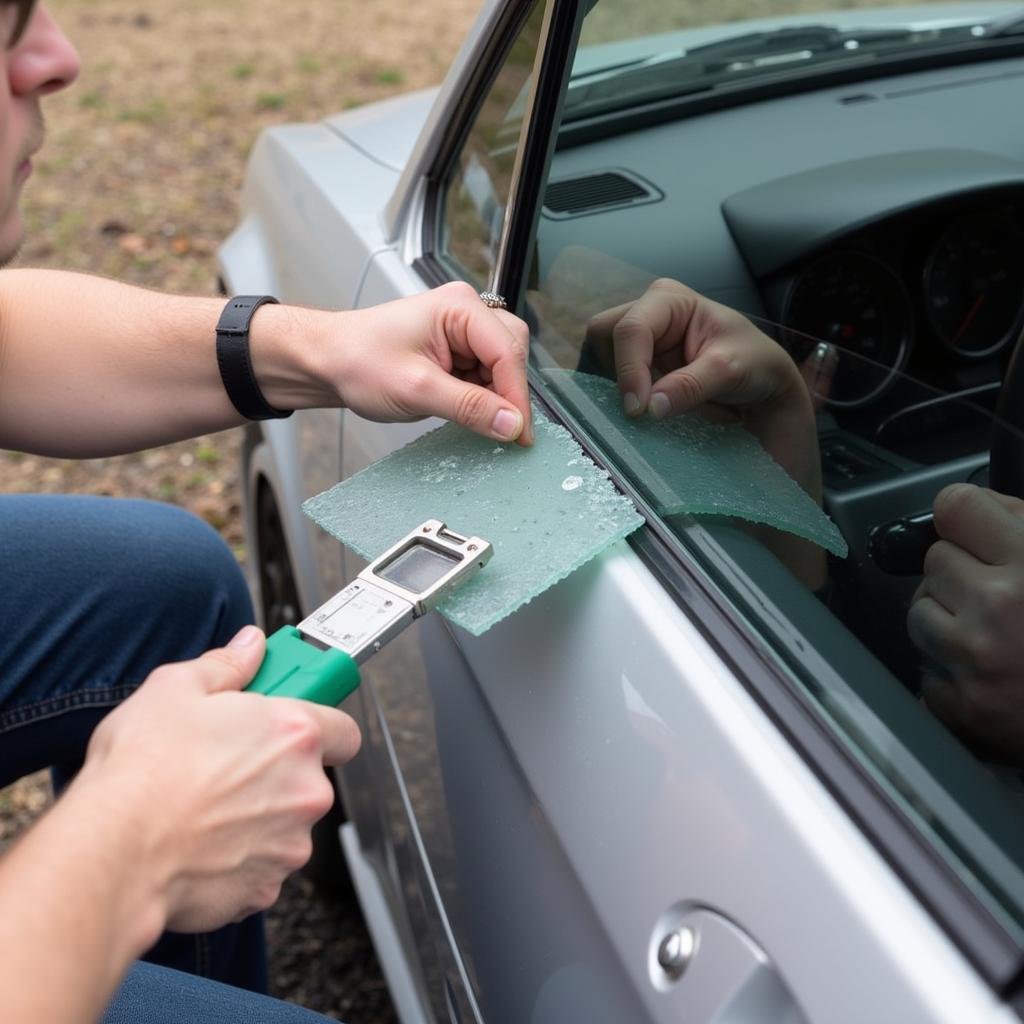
[244,626,361,706]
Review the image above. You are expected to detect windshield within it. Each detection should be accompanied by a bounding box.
[570,1,1024,115]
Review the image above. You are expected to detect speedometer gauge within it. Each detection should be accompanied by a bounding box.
[783,251,912,407]
[923,212,1024,358]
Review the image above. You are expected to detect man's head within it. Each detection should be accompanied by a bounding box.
[0,1,78,263]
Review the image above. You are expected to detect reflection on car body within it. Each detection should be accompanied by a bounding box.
[220,1,1024,1021]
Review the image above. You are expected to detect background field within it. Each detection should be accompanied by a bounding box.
[0,0,904,1020]
[0,1,483,1020]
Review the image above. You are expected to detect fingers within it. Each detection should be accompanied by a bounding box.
[978,487,1024,520]
[423,371,527,443]
[906,592,959,668]
[917,538,981,615]
[648,345,747,420]
[279,699,363,766]
[933,483,1024,565]
[609,284,692,415]
[180,625,267,694]
[438,286,532,445]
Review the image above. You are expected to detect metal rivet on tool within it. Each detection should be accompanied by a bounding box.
[384,600,393,607]
[657,926,695,980]
[467,544,478,552]
[422,525,432,533]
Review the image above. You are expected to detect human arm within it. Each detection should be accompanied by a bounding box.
[0,270,532,457]
[0,625,360,1024]
[585,278,825,586]
[907,483,1024,764]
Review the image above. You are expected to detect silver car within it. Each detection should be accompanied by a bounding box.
[219,2,1024,1020]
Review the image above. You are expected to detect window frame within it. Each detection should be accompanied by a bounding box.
[413,0,1024,1003]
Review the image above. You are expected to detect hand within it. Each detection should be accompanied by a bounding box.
[76,625,362,932]
[585,279,818,485]
[585,279,824,586]
[585,279,806,416]
[907,483,1024,763]
[327,282,533,445]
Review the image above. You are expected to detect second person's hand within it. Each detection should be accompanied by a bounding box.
[908,483,1024,764]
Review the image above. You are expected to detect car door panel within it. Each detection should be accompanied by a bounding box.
[334,403,1006,1024]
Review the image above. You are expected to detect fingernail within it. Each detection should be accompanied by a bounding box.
[491,408,522,441]
[623,392,641,416]
[228,625,261,649]
[649,393,670,420]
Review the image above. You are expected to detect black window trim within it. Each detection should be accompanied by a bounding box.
[413,0,1024,1003]
[415,0,541,289]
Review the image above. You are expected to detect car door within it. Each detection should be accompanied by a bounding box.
[339,1,1024,1022]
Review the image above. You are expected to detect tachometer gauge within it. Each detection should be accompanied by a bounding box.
[923,212,1024,358]
[783,251,912,407]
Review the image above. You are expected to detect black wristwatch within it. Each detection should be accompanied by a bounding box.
[215,295,293,421]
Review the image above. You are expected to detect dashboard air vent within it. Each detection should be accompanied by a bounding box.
[543,170,662,219]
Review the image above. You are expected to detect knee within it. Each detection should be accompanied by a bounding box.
[124,501,253,642]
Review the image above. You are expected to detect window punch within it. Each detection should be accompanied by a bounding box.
[245,519,492,705]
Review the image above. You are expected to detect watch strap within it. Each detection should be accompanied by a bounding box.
[216,295,293,421]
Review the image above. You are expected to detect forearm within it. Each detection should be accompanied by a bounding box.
[0,269,334,457]
[0,767,168,1023]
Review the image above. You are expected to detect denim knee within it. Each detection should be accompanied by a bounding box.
[0,495,255,782]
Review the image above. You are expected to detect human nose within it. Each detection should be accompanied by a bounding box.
[8,3,80,97]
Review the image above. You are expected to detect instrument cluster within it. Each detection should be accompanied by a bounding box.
[781,200,1024,408]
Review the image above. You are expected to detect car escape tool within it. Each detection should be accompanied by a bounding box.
[244,519,492,706]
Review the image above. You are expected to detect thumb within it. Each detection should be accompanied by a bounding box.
[432,373,525,443]
[196,625,267,694]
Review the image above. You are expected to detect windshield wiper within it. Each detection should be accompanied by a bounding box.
[674,24,915,65]
[570,24,916,85]
[565,20,1010,119]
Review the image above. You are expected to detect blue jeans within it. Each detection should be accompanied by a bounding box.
[0,495,337,1022]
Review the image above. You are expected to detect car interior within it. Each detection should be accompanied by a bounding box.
[439,0,1024,948]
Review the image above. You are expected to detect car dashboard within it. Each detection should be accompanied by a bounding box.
[533,49,1024,678]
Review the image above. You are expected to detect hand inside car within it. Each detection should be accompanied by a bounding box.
[908,483,1024,764]
[324,281,533,446]
[73,625,361,935]
[585,278,821,498]
[585,278,826,587]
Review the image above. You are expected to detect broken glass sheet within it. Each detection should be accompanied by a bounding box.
[544,369,847,558]
[303,410,644,636]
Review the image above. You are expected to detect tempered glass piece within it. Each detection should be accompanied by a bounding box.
[303,411,644,636]
[545,370,847,558]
